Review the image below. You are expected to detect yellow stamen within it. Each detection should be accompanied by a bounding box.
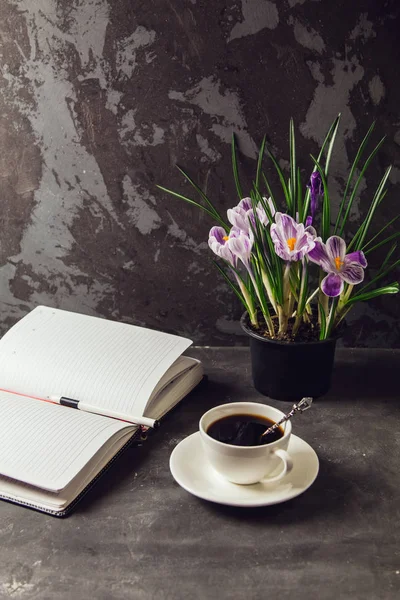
[287,237,296,252]
[222,235,229,241]
[334,256,344,270]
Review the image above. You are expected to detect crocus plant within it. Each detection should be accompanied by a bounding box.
[158,116,399,341]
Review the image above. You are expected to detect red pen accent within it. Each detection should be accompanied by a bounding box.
[0,387,57,405]
[0,387,158,429]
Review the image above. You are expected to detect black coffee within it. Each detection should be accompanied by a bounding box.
[206,414,284,447]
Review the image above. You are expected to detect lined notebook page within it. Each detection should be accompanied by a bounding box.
[0,425,134,512]
[0,390,133,492]
[0,306,192,420]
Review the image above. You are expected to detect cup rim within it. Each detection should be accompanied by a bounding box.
[199,402,291,450]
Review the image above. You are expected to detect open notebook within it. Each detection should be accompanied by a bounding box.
[0,306,203,516]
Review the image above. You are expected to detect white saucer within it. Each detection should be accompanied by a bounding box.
[169,432,319,507]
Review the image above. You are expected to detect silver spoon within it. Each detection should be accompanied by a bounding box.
[260,397,313,440]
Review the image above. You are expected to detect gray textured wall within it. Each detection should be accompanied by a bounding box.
[0,0,399,346]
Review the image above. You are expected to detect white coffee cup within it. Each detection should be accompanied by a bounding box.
[199,402,294,485]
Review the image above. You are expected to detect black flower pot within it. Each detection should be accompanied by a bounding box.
[240,312,337,401]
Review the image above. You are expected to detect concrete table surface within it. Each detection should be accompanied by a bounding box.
[0,347,399,600]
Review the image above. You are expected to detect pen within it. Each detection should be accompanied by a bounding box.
[48,395,158,429]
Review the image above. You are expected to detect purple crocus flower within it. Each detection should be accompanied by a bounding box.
[227,229,254,268]
[308,235,368,297]
[307,171,323,220]
[305,215,313,227]
[247,205,269,229]
[227,197,271,234]
[208,225,254,267]
[238,197,253,211]
[227,198,253,233]
[270,212,316,262]
[208,226,238,267]
[263,196,276,218]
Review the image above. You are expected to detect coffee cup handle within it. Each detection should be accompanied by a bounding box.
[262,449,294,484]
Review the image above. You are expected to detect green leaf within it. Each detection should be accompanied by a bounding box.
[353,259,400,296]
[266,147,292,212]
[212,260,247,307]
[289,262,300,289]
[350,165,392,251]
[264,228,284,305]
[382,243,397,271]
[345,284,399,305]
[248,193,281,311]
[326,297,339,338]
[310,155,330,241]
[228,258,254,292]
[288,267,300,303]
[363,214,400,251]
[319,301,327,340]
[232,133,243,200]
[251,255,272,318]
[297,260,309,316]
[324,113,341,178]
[255,135,267,192]
[338,135,386,237]
[156,185,229,229]
[261,173,278,214]
[301,114,341,222]
[334,122,376,234]
[289,118,296,215]
[249,192,265,244]
[365,231,400,255]
[175,165,226,225]
[296,167,303,222]
[257,187,275,223]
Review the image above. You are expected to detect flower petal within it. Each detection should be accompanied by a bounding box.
[340,262,365,285]
[294,222,305,241]
[278,213,298,240]
[305,225,317,238]
[208,226,237,266]
[272,213,316,261]
[308,238,333,272]
[263,196,276,217]
[310,171,322,192]
[229,226,241,239]
[208,226,227,246]
[292,232,315,259]
[345,251,367,268]
[326,236,346,263]
[309,172,323,218]
[218,244,236,266]
[227,207,249,232]
[321,273,344,297]
[270,223,290,261]
[246,209,256,229]
[208,238,218,254]
[254,205,268,225]
[227,234,253,265]
[238,197,252,211]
